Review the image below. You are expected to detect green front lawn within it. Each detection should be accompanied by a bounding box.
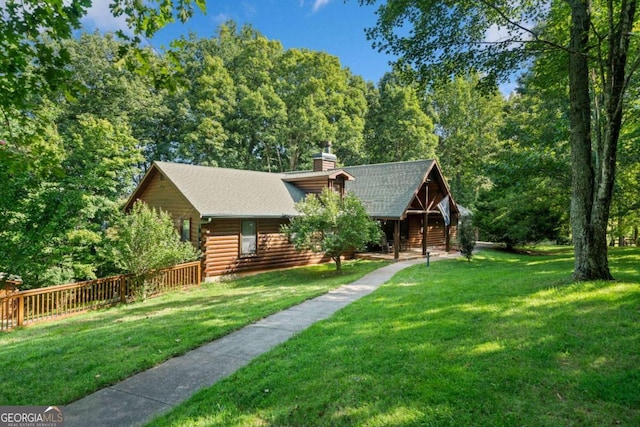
[0,260,386,406]
[149,247,640,426]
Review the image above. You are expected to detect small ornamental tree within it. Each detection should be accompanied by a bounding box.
[457,217,476,262]
[107,201,199,298]
[282,189,381,273]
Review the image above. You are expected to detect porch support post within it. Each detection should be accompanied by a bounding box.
[445,224,450,252]
[394,220,400,261]
[422,212,428,255]
[423,183,428,256]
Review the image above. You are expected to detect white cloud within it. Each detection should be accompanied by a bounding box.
[82,2,130,34]
[212,12,232,24]
[312,0,331,13]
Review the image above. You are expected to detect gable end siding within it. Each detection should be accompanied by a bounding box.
[131,170,200,247]
[287,177,330,195]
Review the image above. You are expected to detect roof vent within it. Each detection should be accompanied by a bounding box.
[324,141,332,154]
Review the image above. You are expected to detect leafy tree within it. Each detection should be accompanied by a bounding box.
[609,77,640,245]
[167,24,368,172]
[107,201,199,298]
[0,112,141,287]
[0,0,205,121]
[428,74,505,207]
[274,48,368,170]
[228,84,288,171]
[215,23,289,171]
[365,70,437,163]
[179,54,235,166]
[474,68,571,250]
[58,32,171,175]
[0,34,149,287]
[282,189,381,273]
[362,0,639,280]
[475,179,565,250]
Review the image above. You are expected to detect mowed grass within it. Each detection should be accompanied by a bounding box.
[149,247,640,427]
[0,260,386,406]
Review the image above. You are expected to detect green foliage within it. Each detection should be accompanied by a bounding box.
[362,0,640,280]
[0,23,189,288]
[180,54,235,166]
[274,48,368,170]
[361,0,544,87]
[157,23,369,171]
[474,69,570,250]
[611,84,640,242]
[365,70,437,163]
[282,189,381,272]
[0,100,129,287]
[0,0,204,119]
[107,201,199,297]
[475,187,564,250]
[456,217,476,261]
[428,74,505,208]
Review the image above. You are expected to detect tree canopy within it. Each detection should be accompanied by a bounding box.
[0,0,205,118]
[1,8,639,286]
[362,0,640,280]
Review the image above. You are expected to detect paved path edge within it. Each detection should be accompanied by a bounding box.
[64,253,460,427]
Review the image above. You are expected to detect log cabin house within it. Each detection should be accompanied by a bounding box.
[125,150,460,279]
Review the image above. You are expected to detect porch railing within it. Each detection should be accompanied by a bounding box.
[0,261,201,332]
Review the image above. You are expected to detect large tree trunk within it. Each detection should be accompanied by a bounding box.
[568,0,636,280]
[568,0,598,280]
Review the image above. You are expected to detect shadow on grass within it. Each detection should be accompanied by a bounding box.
[0,260,386,406]
[149,248,640,427]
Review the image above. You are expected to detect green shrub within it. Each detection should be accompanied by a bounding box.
[107,201,199,298]
[457,217,476,261]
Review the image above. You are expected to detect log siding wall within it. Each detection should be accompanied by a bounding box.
[202,218,329,277]
[406,215,457,249]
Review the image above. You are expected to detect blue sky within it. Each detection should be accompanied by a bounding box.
[83,0,395,85]
[82,1,517,94]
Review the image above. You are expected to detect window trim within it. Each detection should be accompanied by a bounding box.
[181,218,191,242]
[240,219,258,257]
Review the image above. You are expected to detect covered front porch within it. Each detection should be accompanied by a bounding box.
[361,210,455,261]
[343,158,460,262]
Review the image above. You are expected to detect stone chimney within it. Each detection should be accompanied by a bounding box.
[312,141,337,172]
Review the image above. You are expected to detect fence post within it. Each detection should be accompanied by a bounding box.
[197,261,202,285]
[17,295,24,326]
[120,276,127,304]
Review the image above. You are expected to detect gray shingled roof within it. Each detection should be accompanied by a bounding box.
[148,159,448,220]
[154,162,307,218]
[343,159,436,219]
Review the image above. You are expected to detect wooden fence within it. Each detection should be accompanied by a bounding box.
[0,261,201,332]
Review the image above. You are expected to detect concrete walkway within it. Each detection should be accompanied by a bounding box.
[64,254,459,427]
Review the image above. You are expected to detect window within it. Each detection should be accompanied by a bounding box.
[241,220,257,256]
[330,177,345,196]
[181,219,191,242]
